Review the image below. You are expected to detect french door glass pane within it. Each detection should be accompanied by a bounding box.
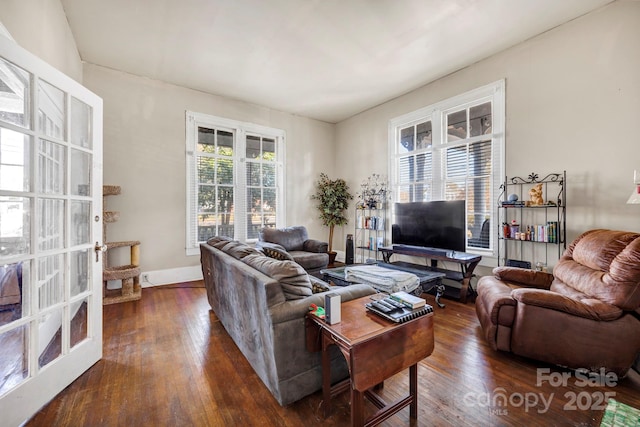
[0,57,30,129]
[0,323,29,396]
[0,196,31,256]
[70,97,92,149]
[37,80,65,140]
[70,201,91,246]
[38,254,64,309]
[70,250,90,297]
[38,139,65,195]
[0,261,26,326]
[0,128,30,192]
[38,198,64,251]
[70,297,88,349]
[70,149,91,196]
[38,307,63,368]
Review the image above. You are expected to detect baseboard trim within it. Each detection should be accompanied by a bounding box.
[140,265,203,288]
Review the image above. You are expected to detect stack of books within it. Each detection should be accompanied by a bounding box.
[365,292,432,323]
[390,291,426,309]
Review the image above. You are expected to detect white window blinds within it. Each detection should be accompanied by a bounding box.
[185,111,285,256]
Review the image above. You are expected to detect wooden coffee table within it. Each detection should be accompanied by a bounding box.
[306,296,435,426]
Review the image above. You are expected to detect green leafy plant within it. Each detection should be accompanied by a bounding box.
[311,173,353,253]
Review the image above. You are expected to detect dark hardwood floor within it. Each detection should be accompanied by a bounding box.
[26,282,640,426]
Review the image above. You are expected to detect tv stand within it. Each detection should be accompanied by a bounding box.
[378,245,481,303]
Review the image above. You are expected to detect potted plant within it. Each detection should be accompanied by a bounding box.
[311,173,353,264]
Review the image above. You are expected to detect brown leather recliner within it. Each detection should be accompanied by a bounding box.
[476,229,640,376]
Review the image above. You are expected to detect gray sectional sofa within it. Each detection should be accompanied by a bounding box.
[199,236,376,406]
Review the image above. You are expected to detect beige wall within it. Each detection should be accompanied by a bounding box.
[83,64,335,273]
[0,0,82,82]
[335,1,640,262]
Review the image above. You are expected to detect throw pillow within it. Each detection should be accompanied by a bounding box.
[310,276,331,294]
[261,246,294,261]
[242,254,312,300]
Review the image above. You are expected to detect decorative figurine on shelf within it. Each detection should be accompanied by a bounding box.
[528,183,544,206]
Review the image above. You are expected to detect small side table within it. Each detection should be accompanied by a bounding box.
[306,296,435,426]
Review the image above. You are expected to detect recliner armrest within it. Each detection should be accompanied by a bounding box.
[493,266,553,289]
[512,288,623,321]
[303,239,329,253]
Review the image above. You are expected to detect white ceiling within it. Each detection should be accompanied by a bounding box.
[60,0,613,123]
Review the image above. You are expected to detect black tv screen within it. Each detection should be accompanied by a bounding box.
[392,200,466,252]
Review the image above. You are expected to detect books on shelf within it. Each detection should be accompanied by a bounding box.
[390,291,426,309]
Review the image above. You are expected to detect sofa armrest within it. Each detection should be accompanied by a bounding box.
[512,288,623,321]
[269,284,375,324]
[303,239,328,253]
[493,266,553,289]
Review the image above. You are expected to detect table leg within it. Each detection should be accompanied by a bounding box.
[434,283,446,308]
[410,364,418,419]
[351,388,365,427]
[321,333,332,418]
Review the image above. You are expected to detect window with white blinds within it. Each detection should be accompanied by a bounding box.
[389,80,505,257]
[185,111,285,256]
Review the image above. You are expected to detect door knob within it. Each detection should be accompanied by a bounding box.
[94,242,107,262]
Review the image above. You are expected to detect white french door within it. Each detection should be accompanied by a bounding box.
[0,35,103,426]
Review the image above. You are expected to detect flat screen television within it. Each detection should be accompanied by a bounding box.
[392,200,466,252]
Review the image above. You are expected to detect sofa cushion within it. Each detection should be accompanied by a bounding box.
[225,243,262,260]
[289,250,329,271]
[242,254,312,300]
[207,235,234,250]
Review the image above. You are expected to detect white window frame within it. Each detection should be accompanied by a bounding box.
[388,80,505,262]
[185,111,285,256]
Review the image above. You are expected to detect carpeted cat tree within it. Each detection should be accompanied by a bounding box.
[102,185,141,304]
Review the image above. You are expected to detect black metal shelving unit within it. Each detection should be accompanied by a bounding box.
[497,171,566,269]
